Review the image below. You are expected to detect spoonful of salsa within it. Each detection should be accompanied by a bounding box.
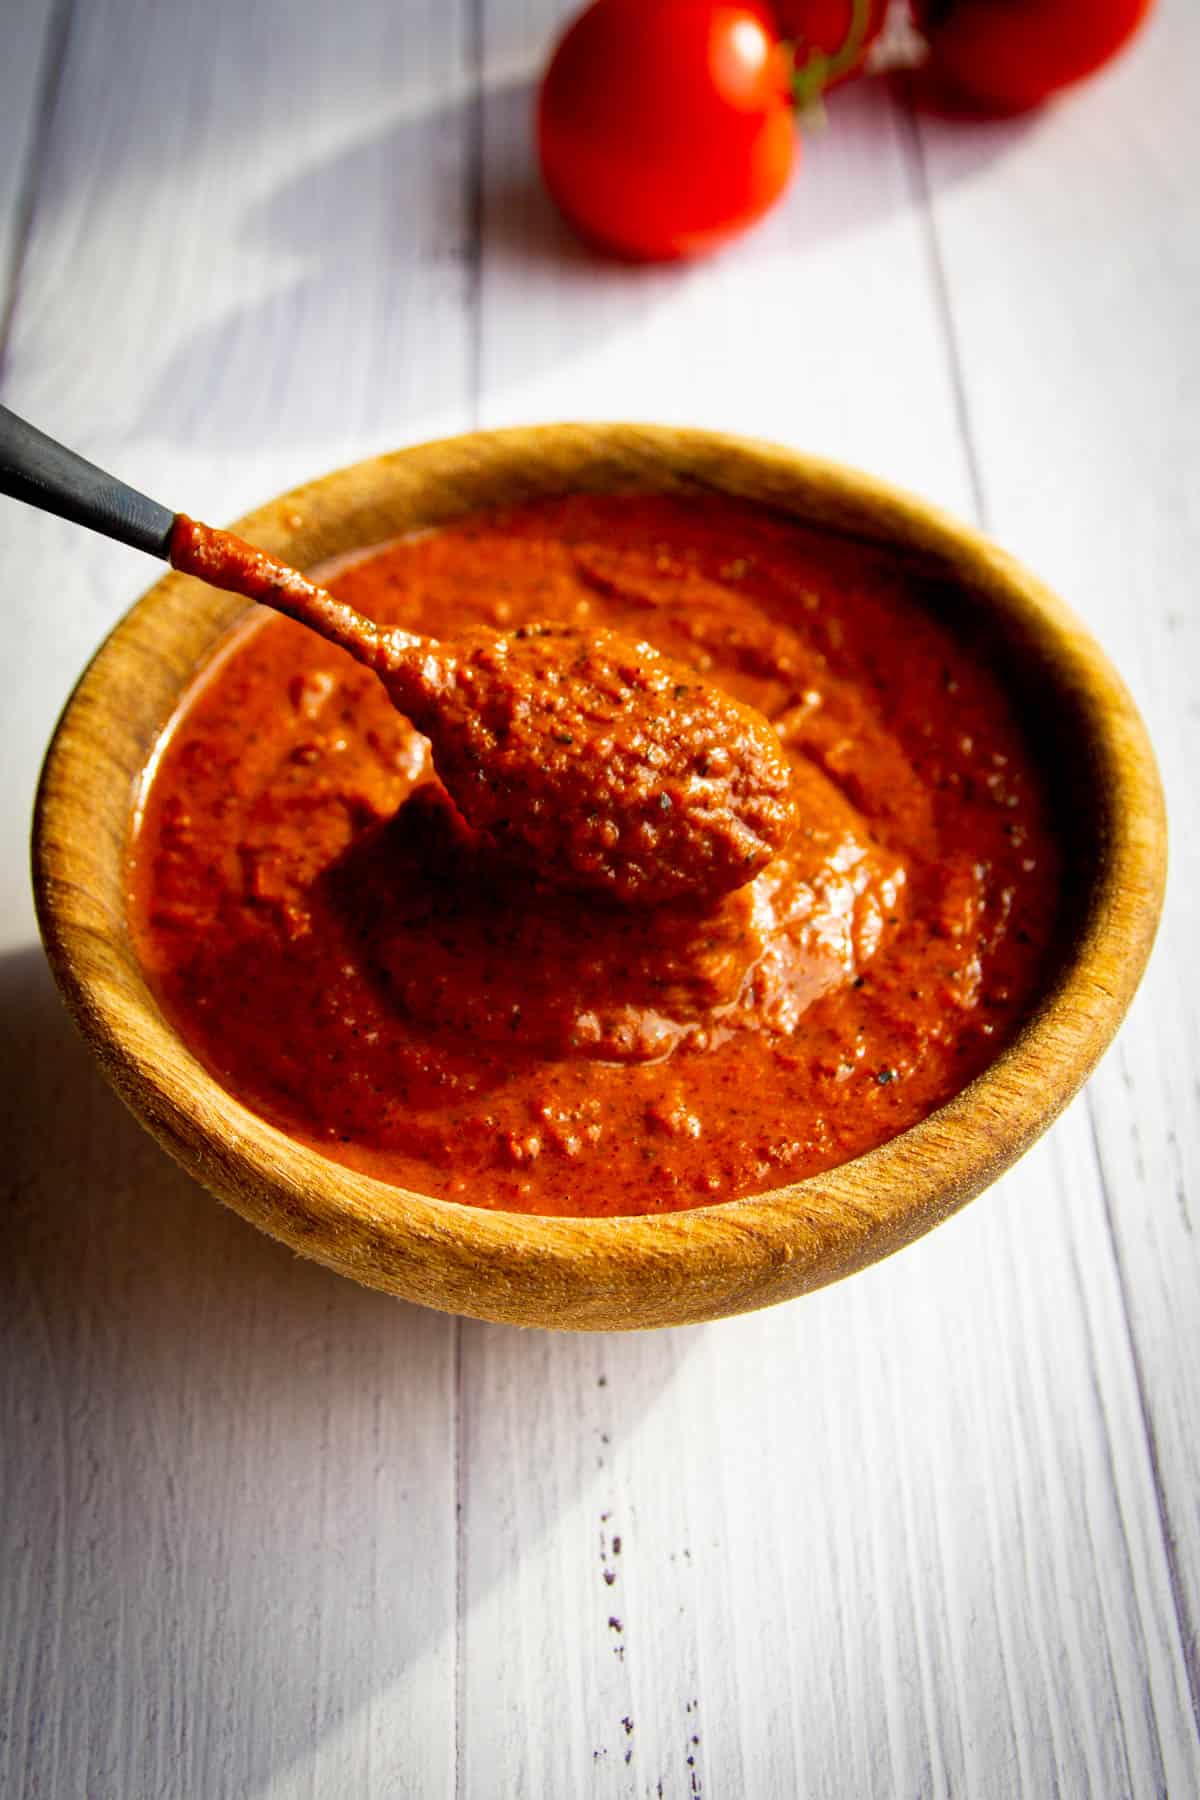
[171,516,796,905]
[3,406,795,905]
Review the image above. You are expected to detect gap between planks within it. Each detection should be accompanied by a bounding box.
[896,86,989,531]
[1090,1093,1200,1737]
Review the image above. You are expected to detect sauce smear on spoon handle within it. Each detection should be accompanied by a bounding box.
[170,514,421,671]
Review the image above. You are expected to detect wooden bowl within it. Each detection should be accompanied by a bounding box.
[33,425,1166,1330]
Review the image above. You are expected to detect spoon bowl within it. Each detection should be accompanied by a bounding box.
[32,424,1166,1330]
[169,512,797,905]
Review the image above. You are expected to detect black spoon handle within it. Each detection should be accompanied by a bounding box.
[0,404,176,558]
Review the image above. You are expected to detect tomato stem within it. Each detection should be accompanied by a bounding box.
[789,0,874,110]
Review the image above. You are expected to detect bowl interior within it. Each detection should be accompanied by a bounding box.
[32,425,1166,1330]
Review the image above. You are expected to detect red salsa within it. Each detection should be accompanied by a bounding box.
[169,512,798,907]
[127,494,1061,1216]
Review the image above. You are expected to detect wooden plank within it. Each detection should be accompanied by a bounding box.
[0,1,473,1793]
[0,948,458,1800]
[0,0,60,333]
[914,0,1200,1735]
[463,4,1200,1793]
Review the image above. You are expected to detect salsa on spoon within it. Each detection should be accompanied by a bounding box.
[171,515,797,906]
[2,403,795,905]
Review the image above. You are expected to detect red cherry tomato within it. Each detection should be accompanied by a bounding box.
[771,0,889,101]
[537,0,797,262]
[914,0,1155,114]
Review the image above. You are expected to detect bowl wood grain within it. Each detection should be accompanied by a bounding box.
[32,425,1166,1330]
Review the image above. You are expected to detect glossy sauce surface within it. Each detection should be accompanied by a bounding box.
[128,494,1061,1216]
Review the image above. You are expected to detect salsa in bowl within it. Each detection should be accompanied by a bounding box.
[33,426,1165,1327]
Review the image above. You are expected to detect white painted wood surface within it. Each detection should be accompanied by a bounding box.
[1,1,1196,1794]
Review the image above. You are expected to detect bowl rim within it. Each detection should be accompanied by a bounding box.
[32,423,1167,1330]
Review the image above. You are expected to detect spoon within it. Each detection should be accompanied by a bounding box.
[1,405,796,905]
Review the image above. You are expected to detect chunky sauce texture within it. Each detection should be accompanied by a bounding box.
[128,494,1060,1216]
[171,511,797,907]
[375,619,800,908]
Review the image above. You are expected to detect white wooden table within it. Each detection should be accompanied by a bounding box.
[2,2,1197,1793]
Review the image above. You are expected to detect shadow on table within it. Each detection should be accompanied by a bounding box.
[0,945,682,1794]
[136,71,1037,457]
